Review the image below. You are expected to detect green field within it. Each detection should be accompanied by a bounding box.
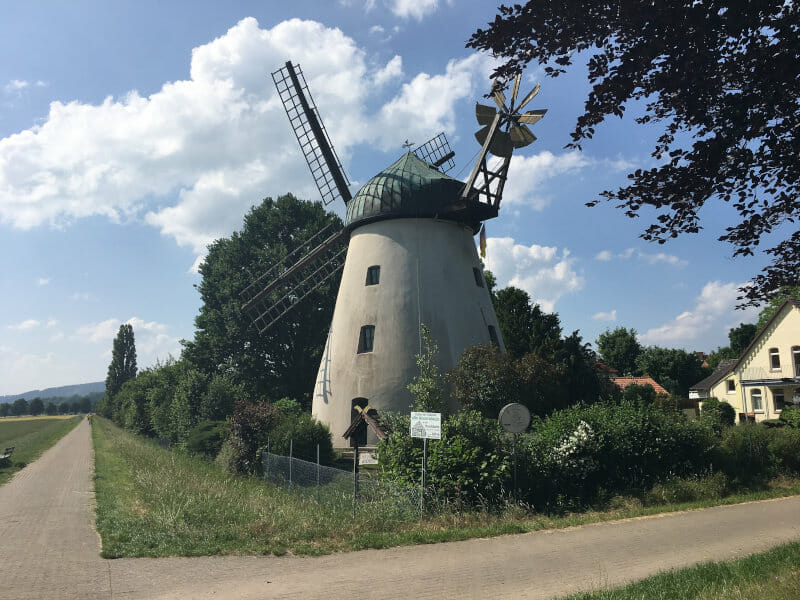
[560,540,800,600]
[0,415,82,485]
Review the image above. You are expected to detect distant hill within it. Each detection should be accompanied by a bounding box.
[0,381,105,403]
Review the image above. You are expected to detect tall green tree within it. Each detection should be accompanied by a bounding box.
[493,286,562,359]
[29,397,44,416]
[468,1,800,305]
[12,398,28,416]
[596,327,642,375]
[636,347,709,398]
[105,324,137,398]
[182,194,342,408]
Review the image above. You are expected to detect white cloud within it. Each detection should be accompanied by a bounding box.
[4,79,29,93]
[639,281,760,348]
[8,319,40,331]
[594,247,687,267]
[37,277,50,286]
[389,0,439,20]
[484,236,584,312]
[71,292,90,301]
[501,151,589,209]
[377,54,490,148]
[0,18,486,255]
[374,55,403,86]
[74,316,180,369]
[592,310,617,321]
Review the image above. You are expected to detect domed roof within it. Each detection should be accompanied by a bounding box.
[345,152,465,229]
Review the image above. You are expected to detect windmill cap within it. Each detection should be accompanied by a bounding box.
[345,152,465,230]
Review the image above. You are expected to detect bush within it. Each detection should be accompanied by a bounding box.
[517,401,715,510]
[266,411,335,465]
[448,344,520,418]
[715,424,774,484]
[184,420,228,459]
[699,398,736,435]
[767,427,800,474]
[643,472,729,506]
[379,410,510,508]
[229,399,280,473]
[779,405,800,428]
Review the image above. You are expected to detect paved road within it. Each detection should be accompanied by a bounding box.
[1,419,799,599]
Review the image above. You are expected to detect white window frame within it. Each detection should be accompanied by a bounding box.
[793,346,800,377]
[750,388,763,412]
[769,348,781,371]
[726,379,735,393]
[773,389,785,413]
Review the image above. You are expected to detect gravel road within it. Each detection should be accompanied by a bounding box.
[1,418,799,599]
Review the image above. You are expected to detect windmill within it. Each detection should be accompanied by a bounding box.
[242,61,545,447]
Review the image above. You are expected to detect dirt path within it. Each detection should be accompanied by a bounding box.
[1,419,799,599]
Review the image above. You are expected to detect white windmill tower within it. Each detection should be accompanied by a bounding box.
[242,61,546,447]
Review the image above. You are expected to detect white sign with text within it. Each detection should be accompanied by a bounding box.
[410,411,441,439]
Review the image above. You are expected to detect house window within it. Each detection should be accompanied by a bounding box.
[750,388,763,412]
[726,379,735,393]
[365,266,380,286]
[472,267,484,288]
[488,325,499,346]
[793,346,800,377]
[774,390,785,412]
[769,348,781,370]
[357,325,375,353]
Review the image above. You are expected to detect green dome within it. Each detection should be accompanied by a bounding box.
[345,152,465,229]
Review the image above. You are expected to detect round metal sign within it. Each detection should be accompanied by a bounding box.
[498,403,531,434]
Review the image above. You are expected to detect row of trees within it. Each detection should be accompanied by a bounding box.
[0,394,98,417]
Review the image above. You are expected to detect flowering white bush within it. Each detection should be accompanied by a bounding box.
[550,420,597,477]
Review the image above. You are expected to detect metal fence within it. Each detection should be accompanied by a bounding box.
[260,446,420,513]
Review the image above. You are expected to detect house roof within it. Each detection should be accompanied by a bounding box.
[611,376,669,396]
[689,359,737,392]
[688,298,800,391]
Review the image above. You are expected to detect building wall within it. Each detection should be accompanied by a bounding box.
[312,217,503,447]
[707,304,800,422]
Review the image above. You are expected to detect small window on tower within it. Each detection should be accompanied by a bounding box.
[488,325,499,346]
[358,325,375,353]
[472,267,484,288]
[365,266,381,286]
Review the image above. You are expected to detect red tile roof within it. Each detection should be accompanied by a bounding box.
[610,376,669,396]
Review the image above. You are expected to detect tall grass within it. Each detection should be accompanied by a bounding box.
[0,416,81,485]
[560,540,800,600]
[92,417,800,558]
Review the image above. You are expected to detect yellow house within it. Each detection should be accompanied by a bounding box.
[689,299,800,423]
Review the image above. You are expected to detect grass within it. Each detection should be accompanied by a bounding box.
[93,417,800,559]
[559,540,800,599]
[0,415,82,485]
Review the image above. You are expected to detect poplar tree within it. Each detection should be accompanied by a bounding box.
[104,324,138,400]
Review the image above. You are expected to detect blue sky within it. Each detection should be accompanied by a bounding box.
[0,0,763,395]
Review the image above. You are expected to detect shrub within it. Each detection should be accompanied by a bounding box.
[779,405,800,428]
[699,398,736,435]
[379,410,510,508]
[184,420,228,459]
[448,344,520,418]
[517,401,715,510]
[266,411,335,465]
[715,424,774,484]
[643,472,729,506]
[767,427,800,474]
[229,399,280,473]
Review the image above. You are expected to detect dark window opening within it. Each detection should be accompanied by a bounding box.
[366,265,381,285]
[472,267,484,287]
[770,348,781,370]
[774,390,785,412]
[726,379,735,393]
[358,325,375,353]
[488,325,499,346]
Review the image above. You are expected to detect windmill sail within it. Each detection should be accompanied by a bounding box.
[241,224,348,334]
[272,61,352,205]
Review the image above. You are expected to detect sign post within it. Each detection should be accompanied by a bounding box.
[410,412,441,510]
[498,403,531,500]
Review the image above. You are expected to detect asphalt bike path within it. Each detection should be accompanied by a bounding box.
[1,418,799,599]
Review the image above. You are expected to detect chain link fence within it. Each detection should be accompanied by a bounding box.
[260,446,420,514]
